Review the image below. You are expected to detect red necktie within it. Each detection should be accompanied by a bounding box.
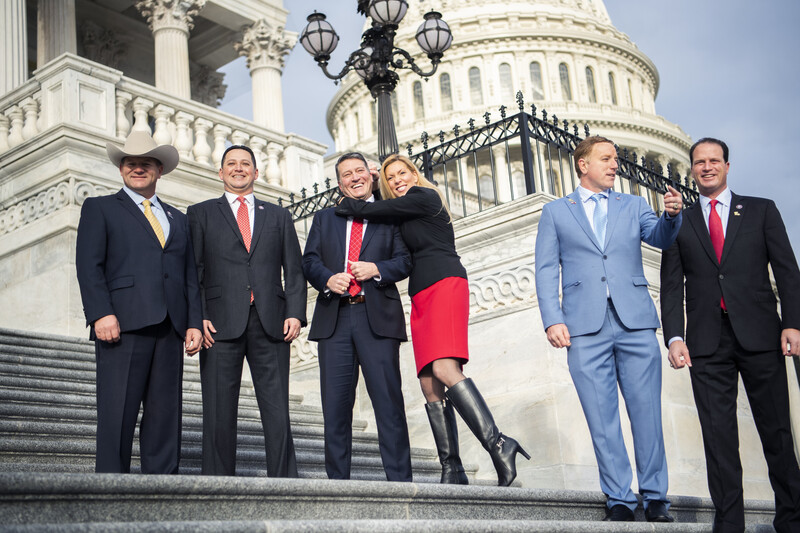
[708,199,726,310]
[237,196,253,302]
[347,218,363,296]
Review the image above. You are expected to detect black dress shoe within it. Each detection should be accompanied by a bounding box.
[645,501,674,523]
[603,504,635,522]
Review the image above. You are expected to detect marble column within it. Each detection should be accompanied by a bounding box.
[135,0,206,99]
[235,19,296,132]
[37,0,77,68]
[2,0,27,95]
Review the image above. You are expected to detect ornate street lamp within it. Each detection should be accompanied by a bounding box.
[300,0,452,161]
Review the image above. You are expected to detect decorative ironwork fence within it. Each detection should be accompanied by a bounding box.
[283,91,699,226]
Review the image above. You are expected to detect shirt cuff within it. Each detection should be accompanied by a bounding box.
[667,336,684,346]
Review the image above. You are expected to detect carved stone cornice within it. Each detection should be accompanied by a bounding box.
[0,180,112,236]
[235,19,296,72]
[134,0,207,34]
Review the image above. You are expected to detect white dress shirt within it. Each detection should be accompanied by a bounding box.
[699,187,731,237]
[577,185,609,236]
[123,186,170,240]
[224,191,255,234]
[667,187,731,347]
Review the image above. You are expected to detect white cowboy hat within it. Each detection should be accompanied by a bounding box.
[106,131,180,175]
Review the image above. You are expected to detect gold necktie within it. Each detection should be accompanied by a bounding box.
[142,199,165,248]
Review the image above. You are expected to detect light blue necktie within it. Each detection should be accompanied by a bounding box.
[591,193,607,246]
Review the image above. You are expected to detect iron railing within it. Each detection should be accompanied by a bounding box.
[282,91,699,225]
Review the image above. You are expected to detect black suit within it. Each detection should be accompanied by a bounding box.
[302,206,413,481]
[187,194,306,476]
[76,189,202,473]
[661,192,800,533]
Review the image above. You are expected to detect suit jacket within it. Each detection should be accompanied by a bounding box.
[302,207,411,341]
[536,189,681,337]
[187,195,307,341]
[660,192,800,355]
[76,189,202,336]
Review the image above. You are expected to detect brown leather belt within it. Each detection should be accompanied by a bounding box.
[340,295,366,305]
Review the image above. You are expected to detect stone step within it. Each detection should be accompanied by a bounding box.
[0,473,776,529]
[0,328,95,356]
[0,396,328,427]
[0,419,440,462]
[0,357,207,387]
[0,439,442,479]
[0,380,316,416]
[0,519,724,532]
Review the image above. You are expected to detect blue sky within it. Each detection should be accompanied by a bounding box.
[220,0,800,254]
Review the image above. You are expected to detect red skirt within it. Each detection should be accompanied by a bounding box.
[410,276,469,376]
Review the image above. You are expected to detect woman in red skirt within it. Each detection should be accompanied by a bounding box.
[336,154,529,486]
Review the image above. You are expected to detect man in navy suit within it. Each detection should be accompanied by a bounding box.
[661,138,800,533]
[302,152,413,481]
[535,136,683,521]
[187,145,306,477]
[76,131,203,474]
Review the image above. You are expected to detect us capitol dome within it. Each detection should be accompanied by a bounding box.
[326,0,692,179]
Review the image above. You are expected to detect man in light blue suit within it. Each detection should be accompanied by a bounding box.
[535,136,683,522]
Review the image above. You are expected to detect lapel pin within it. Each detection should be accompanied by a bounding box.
[734,211,740,216]
[167,210,173,219]
[258,205,264,210]
[568,198,576,204]
[736,204,743,209]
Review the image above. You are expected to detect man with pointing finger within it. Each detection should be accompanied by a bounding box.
[535,136,682,522]
[187,145,306,477]
[302,152,413,481]
[660,138,800,533]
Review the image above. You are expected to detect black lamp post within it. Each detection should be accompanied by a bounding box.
[300,0,452,161]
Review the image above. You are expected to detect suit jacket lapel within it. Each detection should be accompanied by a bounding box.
[721,192,744,266]
[686,202,719,265]
[334,211,348,266]
[216,195,247,250]
[565,190,602,251]
[116,189,163,248]
[249,198,268,256]
[360,219,377,252]
[160,199,176,248]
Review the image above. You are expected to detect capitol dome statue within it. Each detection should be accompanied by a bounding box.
[326,0,691,184]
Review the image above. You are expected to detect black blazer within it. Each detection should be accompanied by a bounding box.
[302,207,411,341]
[187,195,307,341]
[661,192,800,356]
[336,186,467,297]
[76,189,202,337]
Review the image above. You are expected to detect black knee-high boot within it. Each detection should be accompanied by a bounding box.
[445,378,530,486]
[425,400,469,485]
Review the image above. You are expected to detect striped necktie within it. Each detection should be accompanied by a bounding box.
[142,199,165,248]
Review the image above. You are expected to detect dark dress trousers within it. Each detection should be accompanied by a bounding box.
[302,207,413,481]
[76,189,202,473]
[661,193,800,533]
[187,195,306,477]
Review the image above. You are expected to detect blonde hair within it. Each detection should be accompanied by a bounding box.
[378,154,453,222]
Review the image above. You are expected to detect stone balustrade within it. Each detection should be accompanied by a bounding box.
[0,53,326,194]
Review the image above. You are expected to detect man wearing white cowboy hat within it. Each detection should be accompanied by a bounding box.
[76,130,203,474]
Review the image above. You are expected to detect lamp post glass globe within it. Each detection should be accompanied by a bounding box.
[368,0,408,26]
[300,11,339,59]
[416,11,452,57]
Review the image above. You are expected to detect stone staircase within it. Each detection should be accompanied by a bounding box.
[0,327,445,480]
[0,328,778,531]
